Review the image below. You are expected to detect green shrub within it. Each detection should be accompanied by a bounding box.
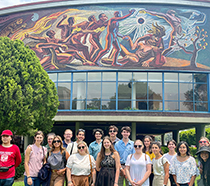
[161,146,169,154]
[15,153,25,180]
[189,146,197,157]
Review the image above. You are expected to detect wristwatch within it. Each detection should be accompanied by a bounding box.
[68,181,72,184]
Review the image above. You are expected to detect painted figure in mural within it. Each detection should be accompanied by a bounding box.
[142,9,182,56]
[86,13,109,60]
[0,18,27,37]
[93,9,135,66]
[56,15,75,40]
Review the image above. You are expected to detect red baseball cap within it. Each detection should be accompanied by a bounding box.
[1,130,13,136]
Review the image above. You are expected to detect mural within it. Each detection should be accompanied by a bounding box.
[0,4,209,71]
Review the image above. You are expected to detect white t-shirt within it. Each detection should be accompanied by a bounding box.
[125,153,152,186]
[152,156,170,176]
[66,142,78,155]
[66,153,96,176]
[163,153,176,174]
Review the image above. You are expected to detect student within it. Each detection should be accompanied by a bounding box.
[63,129,73,149]
[198,137,209,149]
[24,131,47,186]
[125,139,151,186]
[115,126,135,186]
[196,146,210,186]
[143,135,155,186]
[45,133,56,151]
[151,141,170,186]
[0,130,22,186]
[66,129,86,155]
[163,140,177,186]
[95,136,120,186]
[47,135,70,186]
[108,125,120,146]
[66,141,96,186]
[89,129,104,160]
[170,141,197,186]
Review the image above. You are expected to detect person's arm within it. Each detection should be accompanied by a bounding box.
[173,175,179,186]
[114,152,120,186]
[14,145,22,168]
[24,146,33,186]
[95,153,101,172]
[163,162,170,185]
[91,168,96,185]
[56,15,67,29]
[189,175,196,186]
[66,167,73,186]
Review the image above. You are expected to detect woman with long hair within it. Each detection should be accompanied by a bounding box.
[95,136,120,186]
[125,139,151,186]
[66,141,96,186]
[171,141,197,186]
[47,135,70,186]
[24,131,47,186]
[151,141,170,186]
[163,140,177,186]
[143,135,155,186]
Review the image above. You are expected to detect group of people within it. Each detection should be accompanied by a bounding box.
[0,127,210,186]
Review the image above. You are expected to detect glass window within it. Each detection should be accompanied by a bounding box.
[73,73,86,81]
[58,101,70,110]
[87,82,101,99]
[148,83,162,100]
[118,72,132,81]
[118,82,131,99]
[149,101,162,110]
[136,82,147,100]
[180,101,193,111]
[164,101,178,111]
[57,83,71,99]
[87,99,100,110]
[72,82,86,100]
[194,73,207,83]
[180,83,193,101]
[148,72,162,81]
[179,73,192,82]
[102,100,116,110]
[164,83,178,100]
[88,72,101,81]
[118,101,131,110]
[102,82,116,99]
[102,72,116,81]
[58,73,71,81]
[194,84,207,101]
[133,72,147,81]
[72,100,86,110]
[138,101,148,110]
[195,102,208,112]
[48,73,57,82]
[164,73,178,82]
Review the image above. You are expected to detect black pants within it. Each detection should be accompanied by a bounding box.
[169,174,176,186]
[149,173,154,186]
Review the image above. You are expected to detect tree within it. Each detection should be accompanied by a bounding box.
[0,37,59,135]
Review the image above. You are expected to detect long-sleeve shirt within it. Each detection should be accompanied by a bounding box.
[0,144,22,179]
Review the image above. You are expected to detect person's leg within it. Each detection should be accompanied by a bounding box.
[1,177,14,186]
[33,177,41,186]
[54,174,65,186]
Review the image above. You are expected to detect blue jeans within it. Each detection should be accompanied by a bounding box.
[24,176,41,186]
[0,177,14,186]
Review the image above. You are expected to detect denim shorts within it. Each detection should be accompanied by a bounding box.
[0,177,14,186]
[24,176,41,186]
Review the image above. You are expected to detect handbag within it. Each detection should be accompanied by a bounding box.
[0,165,14,172]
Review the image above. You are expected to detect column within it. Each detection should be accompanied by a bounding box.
[161,134,165,145]
[132,122,136,141]
[196,124,206,148]
[172,130,180,143]
[75,122,84,136]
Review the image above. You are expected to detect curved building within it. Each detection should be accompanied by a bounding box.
[1,0,210,145]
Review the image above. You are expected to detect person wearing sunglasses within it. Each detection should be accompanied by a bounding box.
[199,137,209,149]
[95,136,120,186]
[66,141,96,186]
[24,131,47,186]
[66,129,87,156]
[108,125,120,146]
[47,135,70,186]
[151,141,170,186]
[125,139,152,186]
[0,130,22,186]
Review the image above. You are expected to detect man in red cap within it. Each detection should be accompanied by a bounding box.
[0,130,22,186]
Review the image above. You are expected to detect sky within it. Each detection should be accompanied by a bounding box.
[0,0,50,9]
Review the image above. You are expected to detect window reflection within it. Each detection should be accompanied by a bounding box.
[118,72,132,81]
[87,99,100,110]
[194,73,207,83]
[180,83,193,101]
[148,83,162,100]
[149,101,162,110]
[195,102,208,112]
[72,82,86,100]
[165,101,178,111]
[102,100,116,110]
[118,82,131,99]
[102,82,116,99]
[72,100,86,110]
[87,82,101,99]
[58,101,70,110]
[179,73,192,82]
[58,73,71,81]
[73,73,86,81]
[118,101,131,110]
[164,73,178,82]
[148,73,162,81]
[194,84,207,101]
[133,72,147,81]
[136,82,147,100]
[102,72,116,81]
[48,73,57,82]
[88,72,101,81]
[180,101,193,111]
[164,83,178,100]
[57,83,71,99]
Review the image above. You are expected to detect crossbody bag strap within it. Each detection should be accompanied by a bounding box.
[88,154,92,177]
[70,142,74,155]
[42,146,45,164]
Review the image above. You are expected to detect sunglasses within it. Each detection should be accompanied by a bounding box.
[134,145,142,148]
[78,146,85,150]
[109,130,116,133]
[199,141,208,144]
[78,129,85,132]
[53,140,61,143]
